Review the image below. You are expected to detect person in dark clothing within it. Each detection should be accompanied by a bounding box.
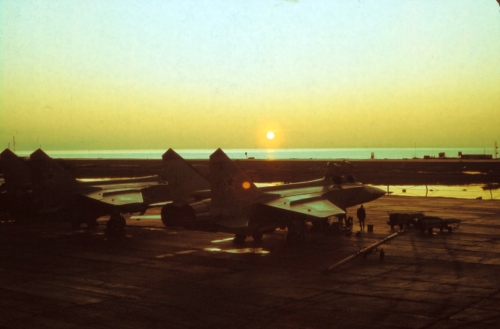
[357,205,366,231]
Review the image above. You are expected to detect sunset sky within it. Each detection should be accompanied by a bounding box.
[1,1,499,151]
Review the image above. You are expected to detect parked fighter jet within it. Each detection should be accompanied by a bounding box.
[161,148,385,245]
[0,148,171,230]
[0,149,34,214]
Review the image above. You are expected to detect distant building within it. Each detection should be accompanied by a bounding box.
[460,154,493,160]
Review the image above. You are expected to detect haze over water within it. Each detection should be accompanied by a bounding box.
[14,147,497,160]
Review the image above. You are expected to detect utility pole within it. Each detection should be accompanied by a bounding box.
[495,142,498,159]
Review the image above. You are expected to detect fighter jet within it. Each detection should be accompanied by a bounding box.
[0,149,34,215]
[161,148,385,245]
[0,148,171,230]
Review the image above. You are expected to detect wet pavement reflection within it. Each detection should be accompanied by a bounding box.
[204,247,270,255]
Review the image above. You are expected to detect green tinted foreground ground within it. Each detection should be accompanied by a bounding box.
[1,195,499,329]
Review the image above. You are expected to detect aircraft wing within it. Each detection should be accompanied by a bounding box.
[81,189,145,206]
[261,194,345,218]
[76,181,171,207]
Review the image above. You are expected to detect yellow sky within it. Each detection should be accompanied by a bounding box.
[1,1,499,151]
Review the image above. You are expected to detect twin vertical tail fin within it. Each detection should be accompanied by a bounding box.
[209,148,262,218]
[1,148,79,210]
[28,149,80,193]
[324,162,341,183]
[0,148,33,194]
[324,160,355,184]
[162,149,211,203]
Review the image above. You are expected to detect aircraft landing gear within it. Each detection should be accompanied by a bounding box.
[106,213,126,232]
[233,232,264,244]
[70,209,83,229]
[70,209,99,229]
[85,217,99,229]
[161,204,178,227]
[233,234,247,244]
[252,232,263,242]
[286,217,306,246]
[160,204,195,228]
[311,218,329,232]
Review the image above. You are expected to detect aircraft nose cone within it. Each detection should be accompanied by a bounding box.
[369,186,386,199]
[356,185,386,204]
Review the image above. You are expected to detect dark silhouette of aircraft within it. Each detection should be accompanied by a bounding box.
[0,149,33,215]
[0,148,170,230]
[160,148,385,245]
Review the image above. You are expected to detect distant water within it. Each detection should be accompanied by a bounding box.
[374,184,499,200]
[14,148,495,160]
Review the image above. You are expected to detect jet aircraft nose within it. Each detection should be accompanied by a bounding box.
[369,185,386,199]
[356,185,386,204]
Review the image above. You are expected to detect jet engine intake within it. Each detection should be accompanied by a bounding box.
[160,201,210,228]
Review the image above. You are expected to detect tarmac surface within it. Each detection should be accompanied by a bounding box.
[1,195,499,329]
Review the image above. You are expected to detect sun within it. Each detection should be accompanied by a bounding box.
[266,131,275,140]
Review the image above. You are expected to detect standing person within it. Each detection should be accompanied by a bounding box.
[357,205,366,231]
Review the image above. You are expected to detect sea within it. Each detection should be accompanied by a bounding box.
[14,147,496,160]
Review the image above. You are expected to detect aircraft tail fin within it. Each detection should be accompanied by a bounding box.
[324,160,356,184]
[28,149,80,192]
[162,149,211,203]
[0,148,33,193]
[209,148,262,217]
[324,162,341,182]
